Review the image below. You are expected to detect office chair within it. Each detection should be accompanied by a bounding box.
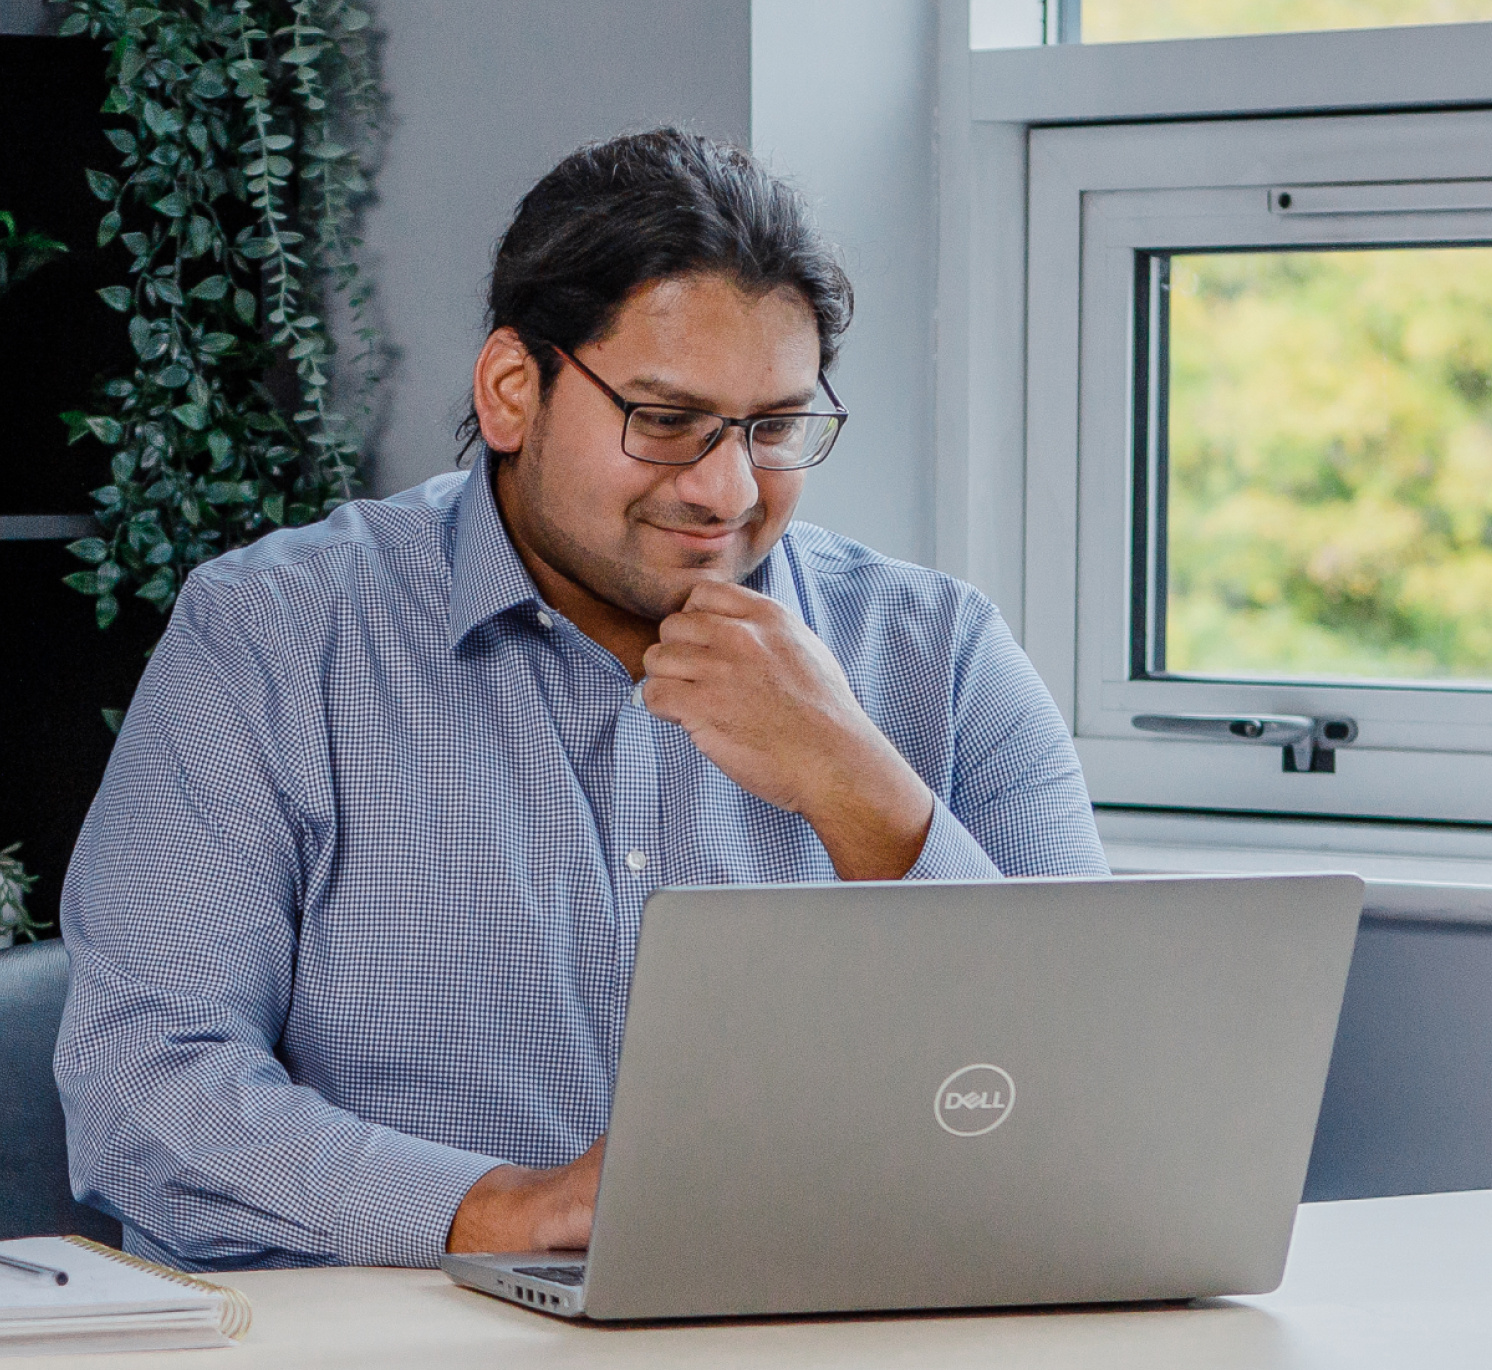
[0,939,121,1244]
[1305,915,1492,1201]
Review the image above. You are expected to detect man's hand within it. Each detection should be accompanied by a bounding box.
[641,581,934,881]
[447,1136,604,1254]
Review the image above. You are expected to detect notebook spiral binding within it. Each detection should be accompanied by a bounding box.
[61,1235,253,1341]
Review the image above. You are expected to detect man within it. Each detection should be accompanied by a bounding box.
[56,129,1107,1272]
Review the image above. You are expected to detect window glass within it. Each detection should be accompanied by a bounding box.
[1084,0,1492,44]
[1155,247,1492,685]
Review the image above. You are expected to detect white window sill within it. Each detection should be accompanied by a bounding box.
[1096,808,1492,927]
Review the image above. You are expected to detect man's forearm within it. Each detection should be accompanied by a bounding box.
[797,727,935,881]
[57,947,501,1270]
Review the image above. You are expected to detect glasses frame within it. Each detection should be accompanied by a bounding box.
[546,343,848,471]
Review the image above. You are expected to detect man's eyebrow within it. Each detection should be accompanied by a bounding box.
[625,375,819,411]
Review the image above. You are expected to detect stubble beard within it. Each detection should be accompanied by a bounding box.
[500,424,777,624]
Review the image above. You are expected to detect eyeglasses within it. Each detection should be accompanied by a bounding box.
[547,344,848,471]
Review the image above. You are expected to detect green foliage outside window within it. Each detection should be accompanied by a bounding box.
[1083,0,1492,44]
[53,0,384,631]
[1167,248,1492,681]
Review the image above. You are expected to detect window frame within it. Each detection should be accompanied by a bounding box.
[934,15,1492,827]
[1038,113,1492,822]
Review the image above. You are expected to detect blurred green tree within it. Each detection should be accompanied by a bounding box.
[1166,248,1492,680]
[1083,0,1492,44]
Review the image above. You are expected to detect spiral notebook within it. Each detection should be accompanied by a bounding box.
[0,1235,251,1356]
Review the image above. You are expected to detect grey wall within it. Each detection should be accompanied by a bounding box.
[751,0,939,565]
[361,0,751,496]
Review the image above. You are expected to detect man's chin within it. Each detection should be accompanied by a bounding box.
[633,565,745,620]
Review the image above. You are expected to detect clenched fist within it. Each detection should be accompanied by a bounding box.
[641,581,934,880]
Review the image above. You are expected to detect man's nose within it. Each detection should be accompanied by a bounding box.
[671,425,759,521]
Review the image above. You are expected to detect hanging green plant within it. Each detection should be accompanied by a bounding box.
[0,211,69,297]
[0,844,49,945]
[53,0,385,631]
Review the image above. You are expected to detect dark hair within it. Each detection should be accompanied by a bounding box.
[457,127,853,460]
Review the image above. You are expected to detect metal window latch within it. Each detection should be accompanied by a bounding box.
[1131,714,1359,774]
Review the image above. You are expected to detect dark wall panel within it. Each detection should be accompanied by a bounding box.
[2,35,153,934]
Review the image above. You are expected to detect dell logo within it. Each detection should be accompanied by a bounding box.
[935,1064,1015,1136]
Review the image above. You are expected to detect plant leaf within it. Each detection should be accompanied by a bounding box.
[135,569,176,605]
[86,415,125,445]
[205,480,256,504]
[151,190,190,218]
[97,284,133,312]
[67,538,110,565]
[172,402,209,430]
[85,168,119,201]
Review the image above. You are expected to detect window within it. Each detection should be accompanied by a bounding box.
[971,0,1492,49]
[1085,0,1492,44]
[1151,245,1492,688]
[1024,110,1492,823]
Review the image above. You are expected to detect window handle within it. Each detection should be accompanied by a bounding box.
[1131,714,1358,774]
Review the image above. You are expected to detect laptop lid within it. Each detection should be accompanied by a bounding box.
[581,873,1363,1321]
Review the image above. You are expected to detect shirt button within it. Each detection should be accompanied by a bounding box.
[625,849,649,873]
[629,683,644,708]
[536,610,554,629]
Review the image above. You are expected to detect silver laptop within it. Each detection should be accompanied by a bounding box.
[442,872,1363,1320]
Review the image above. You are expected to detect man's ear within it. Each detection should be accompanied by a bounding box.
[473,328,540,454]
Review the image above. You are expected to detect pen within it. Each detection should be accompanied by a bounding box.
[0,1254,69,1286]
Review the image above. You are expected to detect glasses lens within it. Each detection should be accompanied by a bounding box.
[624,407,725,464]
[749,413,841,469]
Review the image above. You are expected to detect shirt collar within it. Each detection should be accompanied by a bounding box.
[744,527,806,624]
[448,451,543,649]
[447,449,807,648]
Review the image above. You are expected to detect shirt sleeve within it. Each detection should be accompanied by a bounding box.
[904,796,1007,880]
[910,591,1110,880]
[54,577,502,1271]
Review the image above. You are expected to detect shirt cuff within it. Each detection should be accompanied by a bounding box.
[905,797,1004,881]
[335,1126,507,1267]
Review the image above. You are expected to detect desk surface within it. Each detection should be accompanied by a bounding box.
[15,1189,1492,1368]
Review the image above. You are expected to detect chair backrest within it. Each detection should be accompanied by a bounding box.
[0,939,121,1244]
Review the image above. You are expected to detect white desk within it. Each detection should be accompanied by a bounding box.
[16,1189,1492,1368]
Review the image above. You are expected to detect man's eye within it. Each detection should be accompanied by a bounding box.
[753,417,804,445]
[632,409,709,437]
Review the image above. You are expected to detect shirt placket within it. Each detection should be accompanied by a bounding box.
[607,678,660,1073]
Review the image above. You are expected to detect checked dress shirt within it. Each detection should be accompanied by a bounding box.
[55,451,1108,1272]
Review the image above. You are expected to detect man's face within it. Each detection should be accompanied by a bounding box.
[491,272,822,622]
